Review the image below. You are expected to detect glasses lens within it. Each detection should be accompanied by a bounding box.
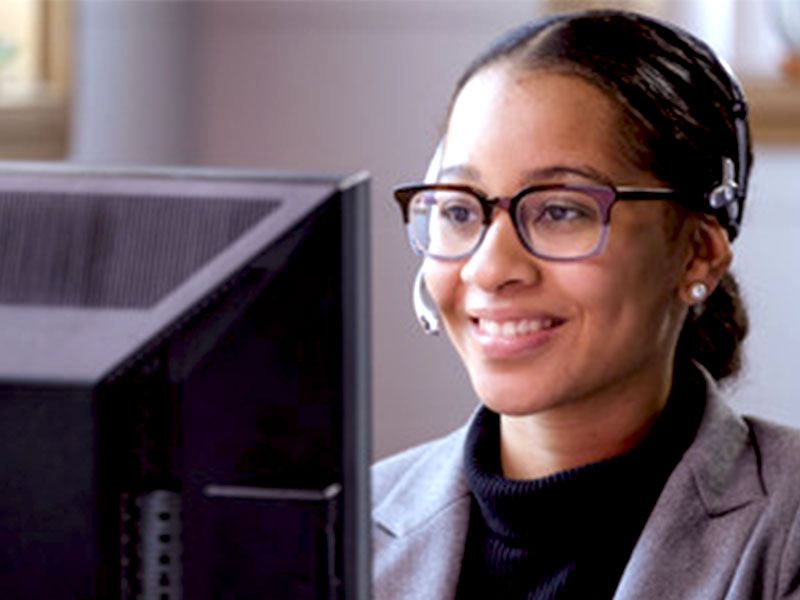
[516,188,604,258]
[408,188,483,257]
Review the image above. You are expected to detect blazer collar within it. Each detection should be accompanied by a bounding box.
[612,370,765,600]
[680,370,765,515]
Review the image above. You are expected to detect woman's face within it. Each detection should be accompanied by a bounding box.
[425,67,699,418]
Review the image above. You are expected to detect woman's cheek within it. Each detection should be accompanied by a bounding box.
[423,258,463,316]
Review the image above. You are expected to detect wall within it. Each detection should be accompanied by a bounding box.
[726,147,800,426]
[70,0,800,460]
[71,0,194,165]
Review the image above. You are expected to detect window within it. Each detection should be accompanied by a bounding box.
[0,0,71,159]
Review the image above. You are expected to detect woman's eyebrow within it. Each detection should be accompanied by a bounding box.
[521,165,614,185]
[437,164,482,182]
[437,163,616,186]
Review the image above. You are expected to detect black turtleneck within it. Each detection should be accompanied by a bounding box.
[454,363,706,600]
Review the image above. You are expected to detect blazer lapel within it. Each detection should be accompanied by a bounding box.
[373,424,473,600]
[614,390,766,600]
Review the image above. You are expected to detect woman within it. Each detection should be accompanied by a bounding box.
[374,10,800,600]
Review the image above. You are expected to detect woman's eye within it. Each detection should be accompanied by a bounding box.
[440,203,476,224]
[540,203,586,221]
[521,192,601,235]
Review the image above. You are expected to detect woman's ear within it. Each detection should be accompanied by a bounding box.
[679,214,732,305]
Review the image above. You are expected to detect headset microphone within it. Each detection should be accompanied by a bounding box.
[412,139,445,335]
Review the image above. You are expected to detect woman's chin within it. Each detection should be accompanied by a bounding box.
[473,382,562,417]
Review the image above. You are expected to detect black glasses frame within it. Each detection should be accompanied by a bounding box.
[394,182,690,261]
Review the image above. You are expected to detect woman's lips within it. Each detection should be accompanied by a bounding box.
[469,315,565,358]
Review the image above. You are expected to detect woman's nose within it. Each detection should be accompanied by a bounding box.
[460,211,542,291]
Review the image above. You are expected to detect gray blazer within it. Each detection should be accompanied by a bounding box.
[372,389,800,599]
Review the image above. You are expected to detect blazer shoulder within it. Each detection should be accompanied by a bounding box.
[746,416,800,493]
[744,417,800,597]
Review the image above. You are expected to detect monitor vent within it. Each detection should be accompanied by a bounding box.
[0,192,280,308]
[121,490,183,600]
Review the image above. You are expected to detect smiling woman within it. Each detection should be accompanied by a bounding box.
[427,71,707,430]
[373,10,800,600]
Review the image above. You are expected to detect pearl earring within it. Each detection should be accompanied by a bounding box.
[689,282,708,302]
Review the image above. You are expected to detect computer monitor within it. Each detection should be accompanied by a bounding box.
[0,163,370,600]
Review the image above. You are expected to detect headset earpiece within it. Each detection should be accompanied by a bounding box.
[710,55,750,240]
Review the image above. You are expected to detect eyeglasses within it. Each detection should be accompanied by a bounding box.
[394,182,689,261]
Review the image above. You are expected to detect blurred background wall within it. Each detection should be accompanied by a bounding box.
[11,0,800,459]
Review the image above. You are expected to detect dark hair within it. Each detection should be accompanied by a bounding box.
[447,10,750,382]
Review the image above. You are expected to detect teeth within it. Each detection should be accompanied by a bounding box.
[478,317,557,337]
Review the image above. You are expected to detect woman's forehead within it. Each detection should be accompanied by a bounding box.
[442,66,646,189]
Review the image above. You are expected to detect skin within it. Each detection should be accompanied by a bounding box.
[424,65,732,479]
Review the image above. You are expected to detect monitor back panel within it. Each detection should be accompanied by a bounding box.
[0,167,370,600]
